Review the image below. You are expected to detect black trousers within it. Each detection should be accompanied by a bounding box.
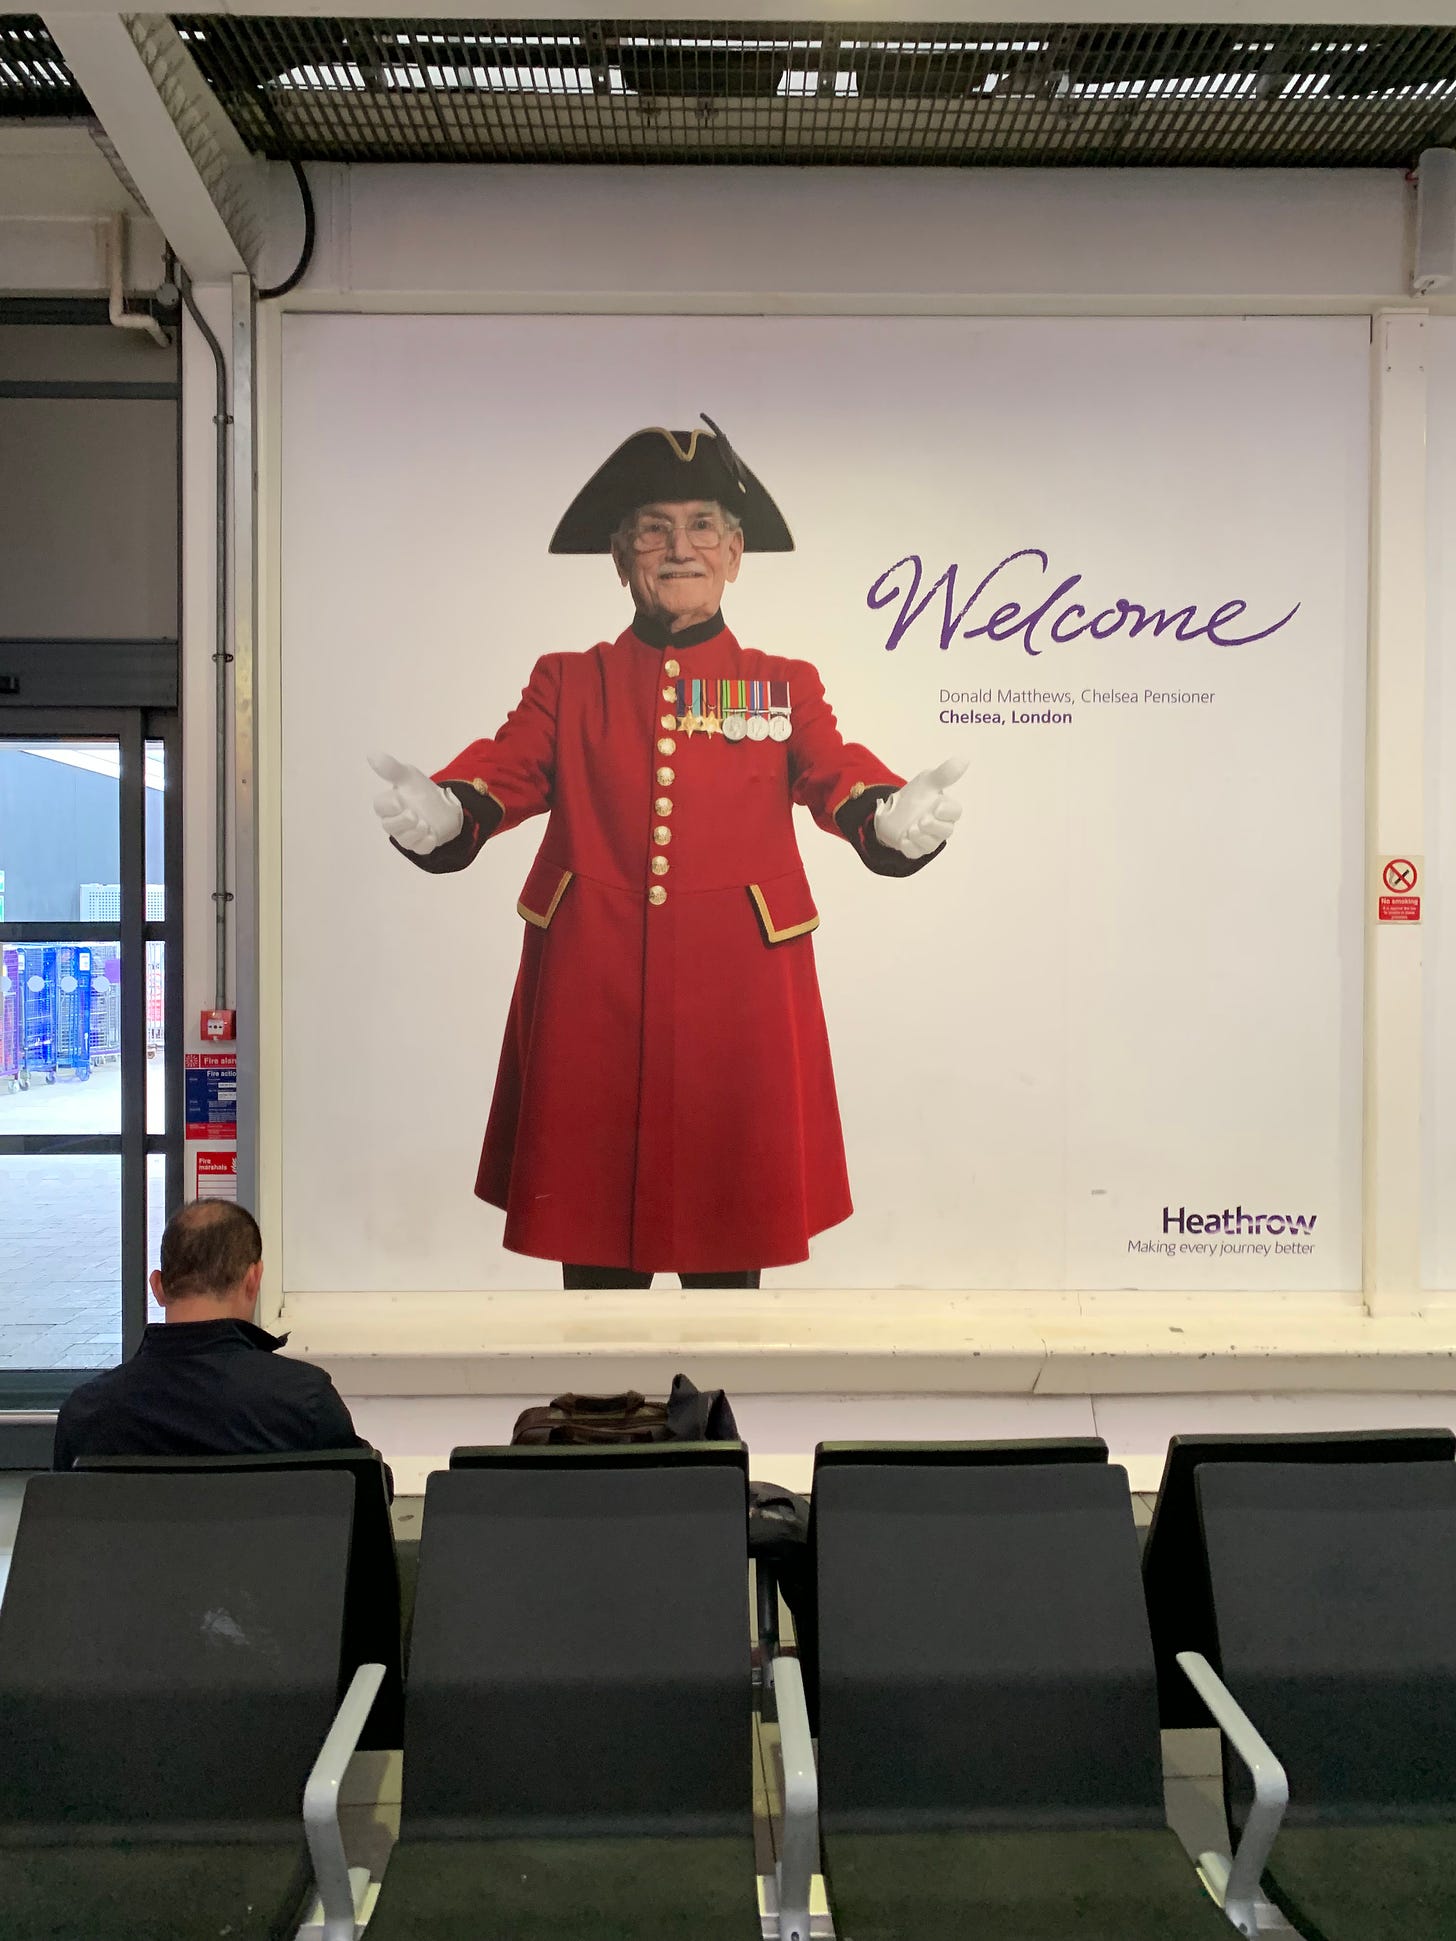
[562,1264,761,1290]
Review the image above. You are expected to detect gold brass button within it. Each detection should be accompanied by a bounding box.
[654,796,673,816]
[653,825,671,845]
[657,737,676,756]
[656,766,675,786]
[662,713,678,729]
[850,781,866,799]
[664,659,680,678]
[648,884,668,906]
[662,686,676,702]
[650,856,670,877]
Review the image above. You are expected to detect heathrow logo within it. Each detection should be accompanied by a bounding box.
[1128,1203,1318,1259]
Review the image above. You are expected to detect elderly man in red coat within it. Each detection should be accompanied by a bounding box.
[370,418,963,1289]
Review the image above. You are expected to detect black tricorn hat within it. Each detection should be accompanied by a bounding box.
[549,415,794,554]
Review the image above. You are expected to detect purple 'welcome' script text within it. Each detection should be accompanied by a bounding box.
[867,546,1300,658]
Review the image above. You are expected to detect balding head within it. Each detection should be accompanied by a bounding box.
[152,1201,264,1319]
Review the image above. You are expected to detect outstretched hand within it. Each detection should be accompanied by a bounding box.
[872,756,968,859]
[368,749,464,856]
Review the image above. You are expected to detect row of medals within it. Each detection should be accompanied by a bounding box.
[678,704,791,744]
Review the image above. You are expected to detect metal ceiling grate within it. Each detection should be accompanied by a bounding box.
[171,16,1456,165]
[0,15,89,117]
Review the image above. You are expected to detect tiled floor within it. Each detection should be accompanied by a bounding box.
[0,1061,166,1140]
[0,1064,168,1368]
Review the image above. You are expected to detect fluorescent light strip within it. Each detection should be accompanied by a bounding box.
[779,69,860,94]
[615,36,806,49]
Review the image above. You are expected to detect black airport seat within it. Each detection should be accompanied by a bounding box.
[808,1454,1234,1941]
[1142,1427,1455,1727]
[362,1441,760,1941]
[789,1438,1109,1730]
[1199,1459,1456,1941]
[0,1467,355,1941]
[450,1438,744,1471]
[813,1437,1110,1468]
[0,1416,53,1470]
[76,1445,405,1748]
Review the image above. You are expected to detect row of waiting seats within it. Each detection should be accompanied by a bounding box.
[1,1429,1454,1940]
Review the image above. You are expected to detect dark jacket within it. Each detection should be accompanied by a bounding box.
[52,1319,387,1491]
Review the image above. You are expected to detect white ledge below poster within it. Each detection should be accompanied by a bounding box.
[275,1290,1456,1398]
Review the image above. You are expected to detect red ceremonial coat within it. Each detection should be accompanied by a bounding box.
[403,614,930,1272]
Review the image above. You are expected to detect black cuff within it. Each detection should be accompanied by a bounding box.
[835,784,942,878]
[392,781,503,874]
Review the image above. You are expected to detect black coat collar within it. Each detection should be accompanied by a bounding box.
[136,1318,289,1356]
[629,608,726,651]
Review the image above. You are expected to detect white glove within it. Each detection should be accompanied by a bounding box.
[368,749,464,856]
[873,756,968,859]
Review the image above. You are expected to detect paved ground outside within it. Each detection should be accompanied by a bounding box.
[1,1064,169,1371]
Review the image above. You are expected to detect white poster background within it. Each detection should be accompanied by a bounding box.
[280,315,1367,1294]
[1424,317,1456,1288]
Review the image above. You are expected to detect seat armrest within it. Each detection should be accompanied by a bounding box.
[770,1653,818,1941]
[304,1662,387,1941]
[1176,1650,1288,1938]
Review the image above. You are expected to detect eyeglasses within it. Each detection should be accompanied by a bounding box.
[624,513,730,554]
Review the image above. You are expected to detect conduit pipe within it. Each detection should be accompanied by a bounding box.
[105,213,169,348]
[179,270,233,1011]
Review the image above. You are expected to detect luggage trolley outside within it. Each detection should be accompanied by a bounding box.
[89,951,121,1064]
[55,947,93,1082]
[1,948,20,1093]
[17,946,93,1087]
[20,948,53,1086]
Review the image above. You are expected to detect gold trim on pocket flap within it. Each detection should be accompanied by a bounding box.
[518,868,574,929]
[748,881,820,944]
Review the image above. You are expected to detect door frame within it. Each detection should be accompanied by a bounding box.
[0,706,182,1406]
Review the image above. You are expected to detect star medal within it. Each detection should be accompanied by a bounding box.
[676,677,702,737]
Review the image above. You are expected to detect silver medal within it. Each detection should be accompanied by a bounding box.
[768,713,791,743]
[722,712,748,743]
[746,714,769,742]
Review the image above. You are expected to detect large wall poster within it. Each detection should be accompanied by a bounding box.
[280,314,1368,1297]
[1424,318,1456,1289]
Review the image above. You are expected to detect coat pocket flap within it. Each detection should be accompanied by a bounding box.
[518,859,574,929]
[748,873,820,944]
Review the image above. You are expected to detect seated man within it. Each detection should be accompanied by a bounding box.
[53,1199,387,1489]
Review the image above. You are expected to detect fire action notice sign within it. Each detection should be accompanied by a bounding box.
[185,1051,238,1139]
[1377,854,1423,924]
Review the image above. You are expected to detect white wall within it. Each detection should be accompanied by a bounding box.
[274,162,1414,310]
[10,131,1456,1381]
[0,126,164,293]
[240,163,1450,1373]
[347,1387,1456,1494]
[1424,316,1456,1287]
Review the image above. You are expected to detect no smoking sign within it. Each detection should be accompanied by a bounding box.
[1377,853,1423,924]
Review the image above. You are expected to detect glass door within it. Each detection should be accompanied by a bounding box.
[0,707,180,1404]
